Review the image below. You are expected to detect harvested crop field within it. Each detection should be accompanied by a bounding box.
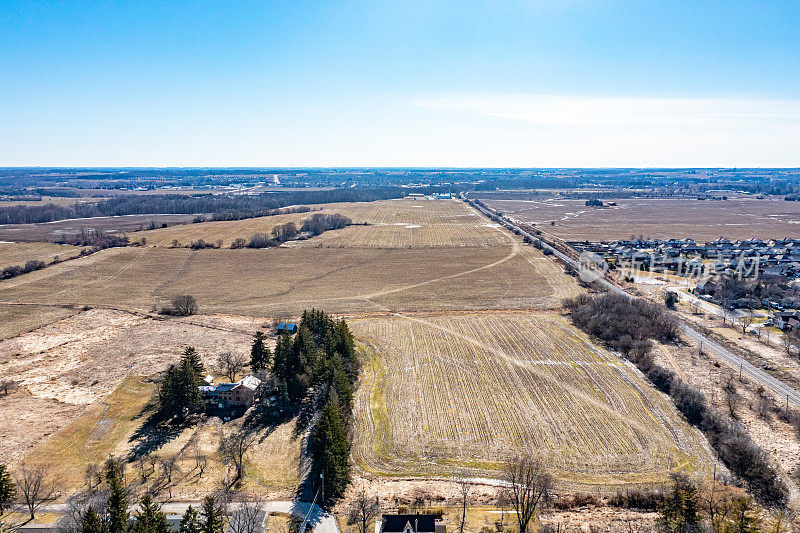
[0,241,84,270]
[483,196,800,241]
[350,312,714,488]
[0,243,580,315]
[137,199,510,248]
[0,308,265,464]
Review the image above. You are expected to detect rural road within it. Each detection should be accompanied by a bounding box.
[464,196,800,409]
[35,500,338,533]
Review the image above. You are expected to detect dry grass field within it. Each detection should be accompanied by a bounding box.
[0,214,197,242]
[0,308,264,464]
[350,312,714,489]
[24,377,301,499]
[137,199,510,248]
[0,303,79,340]
[0,242,579,315]
[0,241,84,269]
[483,196,800,241]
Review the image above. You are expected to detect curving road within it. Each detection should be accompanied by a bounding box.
[464,196,800,408]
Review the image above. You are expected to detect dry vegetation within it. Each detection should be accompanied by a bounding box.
[137,199,511,248]
[484,195,800,241]
[0,303,79,340]
[350,312,714,489]
[0,241,84,269]
[0,308,261,464]
[0,242,579,316]
[0,214,197,242]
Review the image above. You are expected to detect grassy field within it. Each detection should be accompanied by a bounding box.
[24,377,301,498]
[0,241,84,269]
[350,312,713,489]
[0,243,579,315]
[136,199,511,248]
[0,303,79,340]
[482,195,800,241]
[0,308,262,464]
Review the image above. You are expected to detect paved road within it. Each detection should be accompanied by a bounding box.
[34,500,338,533]
[465,197,800,408]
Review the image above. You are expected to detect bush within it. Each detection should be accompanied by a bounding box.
[230,237,247,249]
[160,295,197,316]
[301,213,352,236]
[248,233,278,248]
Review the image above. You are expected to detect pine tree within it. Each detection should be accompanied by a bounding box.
[312,397,350,500]
[200,496,224,533]
[105,458,129,533]
[0,463,16,515]
[727,497,761,533]
[81,507,109,533]
[130,495,169,533]
[159,357,204,420]
[249,331,272,372]
[179,506,203,533]
[182,347,205,376]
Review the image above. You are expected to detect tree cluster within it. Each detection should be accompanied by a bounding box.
[564,294,788,506]
[158,347,205,421]
[271,309,359,502]
[1,259,46,280]
[300,213,352,236]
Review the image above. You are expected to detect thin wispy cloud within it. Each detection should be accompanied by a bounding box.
[407,95,800,167]
[413,95,800,127]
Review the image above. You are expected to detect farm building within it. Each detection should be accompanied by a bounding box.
[774,311,800,332]
[379,515,444,533]
[277,322,298,334]
[200,375,261,409]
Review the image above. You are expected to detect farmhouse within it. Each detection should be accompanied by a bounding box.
[200,375,261,409]
[774,311,800,332]
[379,515,445,533]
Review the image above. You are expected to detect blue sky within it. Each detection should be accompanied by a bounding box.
[1,0,799,166]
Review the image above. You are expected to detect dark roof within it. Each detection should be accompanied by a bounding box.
[382,515,437,533]
[216,383,238,392]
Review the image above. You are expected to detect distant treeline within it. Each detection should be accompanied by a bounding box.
[0,187,405,225]
[564,293,788,507]
[473,178,576,190]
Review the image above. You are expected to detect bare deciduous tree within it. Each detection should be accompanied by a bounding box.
[219,432,258,484]
[503,455,552,533]
[15,464,57,520]
[227,494,265,533]
[347,487,380,533]
[456,477,471,533]
[171,294,197,316]
[217,352,248,382]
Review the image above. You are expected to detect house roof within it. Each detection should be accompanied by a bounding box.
[381,515,437,533]
[216,383,238,392]
[238,375,261,391]
[277,323,297,331]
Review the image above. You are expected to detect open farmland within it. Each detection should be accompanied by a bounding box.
[0,241,84,270]
[137,199,511,248]
[482,195,800,241]
[0,303,79,340]
[0,214,198,242]
[350,312,714,489]
[0,242,579,315]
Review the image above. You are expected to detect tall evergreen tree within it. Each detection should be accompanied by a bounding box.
[130,495,169,533]
[200,496,224,533]
[105,459,129,533]
[312,397,350,500]
[0,463,16,515]
[249,331,272,372]
[179,506,203,533]
[182,347,205,376]
[81,507,109,533]
[159,357,204,420]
